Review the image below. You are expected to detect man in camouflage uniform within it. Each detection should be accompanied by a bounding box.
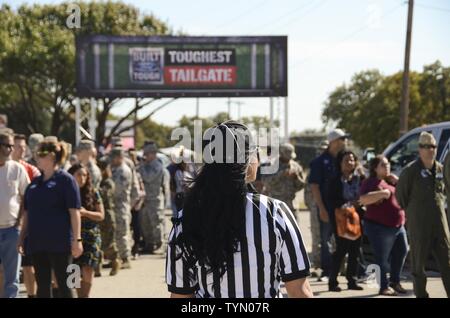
[111,137,142,210]
[97,158,120,276]
[110,147,133,269]
[138,141,170,254]
[397,132,450,298]
[264,143,306,212]
[76,140,102,190]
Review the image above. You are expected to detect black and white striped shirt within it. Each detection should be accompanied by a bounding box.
[166,192,310,298]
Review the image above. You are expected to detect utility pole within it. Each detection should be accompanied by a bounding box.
[284,97,289,143]
[227,97,231,119]
[400,0,414,136]
[269,98,274,128]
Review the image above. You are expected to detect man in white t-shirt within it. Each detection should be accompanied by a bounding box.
[0,131,29,298]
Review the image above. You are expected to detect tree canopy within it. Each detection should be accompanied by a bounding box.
[0,1,171,143]
[322,61,450,152]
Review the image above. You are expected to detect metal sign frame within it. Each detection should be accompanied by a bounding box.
[76,35,288,98]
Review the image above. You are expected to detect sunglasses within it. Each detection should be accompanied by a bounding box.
[36,150,55,157]
[0,143,14,150]
[419,144,437,150]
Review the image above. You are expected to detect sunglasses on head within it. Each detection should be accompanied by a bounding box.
[36,150,55,157]
[0,142,14,150]
[419,144,437,150]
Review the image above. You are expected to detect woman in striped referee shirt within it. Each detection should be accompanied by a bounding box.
[166,121,313,298]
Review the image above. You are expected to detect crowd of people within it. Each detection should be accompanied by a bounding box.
[0,127,191,298]
[1,121,450,298]
[302,129,450,297]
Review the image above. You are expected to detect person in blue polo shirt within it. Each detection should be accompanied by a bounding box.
[18,140,83,298]
[308,129,349,281]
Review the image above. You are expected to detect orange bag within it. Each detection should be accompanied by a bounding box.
[335,205,362,240]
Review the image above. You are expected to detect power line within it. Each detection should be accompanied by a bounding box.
[291,1,405,69]
[415,2,450,13]
[272,0,330,32]
[213,0,272,31]
[247,0,316,34]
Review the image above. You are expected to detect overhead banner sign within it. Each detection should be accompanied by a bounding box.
[76,36,287,98]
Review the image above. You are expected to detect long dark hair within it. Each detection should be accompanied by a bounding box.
[174,121,255,278]
[336,150,358,175]
[369,155,385,178]
[68,163,96,211]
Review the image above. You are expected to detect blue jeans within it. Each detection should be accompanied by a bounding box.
[0,226,21,298]
[319,217,333,277]
[364,221,409,291]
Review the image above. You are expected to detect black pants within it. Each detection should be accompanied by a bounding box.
[329,236,361,287]
[32,252,74,298]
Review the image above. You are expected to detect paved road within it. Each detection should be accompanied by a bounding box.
[86,208,447,298]
[14,194,447,298]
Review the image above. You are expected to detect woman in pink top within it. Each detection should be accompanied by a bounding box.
[360,155,409,296]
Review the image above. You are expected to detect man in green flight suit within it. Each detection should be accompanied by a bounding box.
[396,131,450,298]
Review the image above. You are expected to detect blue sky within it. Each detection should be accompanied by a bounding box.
[3,0,450,135]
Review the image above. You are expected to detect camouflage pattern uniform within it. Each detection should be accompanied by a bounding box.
[138,158,169,251]
[99,177,119,261]
[264,143,306,211]
[124,156,142,209]
[304,179,321,269]
[111,161,133,259]
[110,137,141,207]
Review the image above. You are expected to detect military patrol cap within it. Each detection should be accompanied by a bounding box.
[110,147,124,158]
[77,140,94,152]
[279,143,296,160]
[143,141,158,154]
[28,133,44,151]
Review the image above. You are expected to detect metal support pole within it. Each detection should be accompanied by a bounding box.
[196,98,200,118]
[284,97,289,143]
[89,98,97,142]
[269,97,274,128]
[75,98,81,146]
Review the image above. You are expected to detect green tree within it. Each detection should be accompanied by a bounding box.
[322,62,449,152]
[135,118,175,149]
[241,115,280,131]
[0,1,171,143]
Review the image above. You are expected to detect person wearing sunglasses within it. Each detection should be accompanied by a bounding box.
[0,131,30,297]
[360,155,408,296]
[18,140,83,298]
[396,131,450,298]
